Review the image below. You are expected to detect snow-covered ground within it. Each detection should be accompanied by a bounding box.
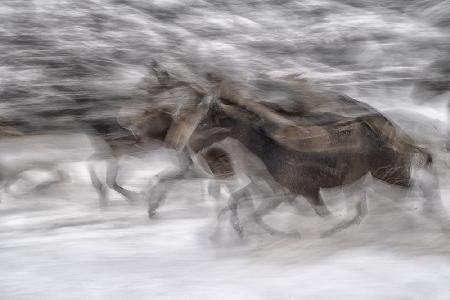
[0,134,449,299]
[1,0,449,298]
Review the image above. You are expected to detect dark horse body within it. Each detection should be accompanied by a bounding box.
[103,63,446,237]
[184,78,446,237]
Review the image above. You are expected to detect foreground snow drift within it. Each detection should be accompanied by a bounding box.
[0,135,449,299]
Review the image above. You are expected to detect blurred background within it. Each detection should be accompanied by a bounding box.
[0,0,449,299]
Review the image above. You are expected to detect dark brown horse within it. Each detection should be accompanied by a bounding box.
[124,64,447,237]
[187,78,447,237]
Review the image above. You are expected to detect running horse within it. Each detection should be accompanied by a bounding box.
[122,63,448,237]
[188,77,448,237]
[87,61,245,213]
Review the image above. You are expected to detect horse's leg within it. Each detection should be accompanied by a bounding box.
[147,179,176,218]
[415,165,450,231]
[105,159,141,204]
[146,152,194,217]
[249,177,330,220]
[226,185,254,238]
[212,179,266,239]
[373,151,449,230]
[147,170,188,218]
[321,188,368,238]
[209,181,232,222]
[147,182,164,218]
[88,163,109,207]
[297,189,332,218]
[29,168,69,193]
[210,182,229,238]
[250,192,301,238]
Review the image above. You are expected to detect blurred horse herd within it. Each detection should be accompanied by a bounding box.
[0,61,448,238]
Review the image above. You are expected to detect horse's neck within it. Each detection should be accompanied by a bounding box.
[227,124,275,169]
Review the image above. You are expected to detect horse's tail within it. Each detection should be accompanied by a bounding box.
[361,114,435,187]
[411,145,433,168]
[362,114,433,165]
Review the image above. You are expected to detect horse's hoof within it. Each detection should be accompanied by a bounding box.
[315,207,333,219]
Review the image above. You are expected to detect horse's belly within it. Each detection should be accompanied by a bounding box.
[272,155,369,192]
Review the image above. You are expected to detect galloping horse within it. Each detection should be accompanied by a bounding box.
[189,77,447,236]
[118,63,448,237]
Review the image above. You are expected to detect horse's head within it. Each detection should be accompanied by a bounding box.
[196,78,281,134]
[189,80,265,152]
[123,61,216,150]
[124,106,173,142]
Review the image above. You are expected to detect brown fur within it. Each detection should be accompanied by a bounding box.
[187,78,444,236]
[136,64,444,236]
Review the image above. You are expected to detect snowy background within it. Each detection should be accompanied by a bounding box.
[1,0,450,299]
